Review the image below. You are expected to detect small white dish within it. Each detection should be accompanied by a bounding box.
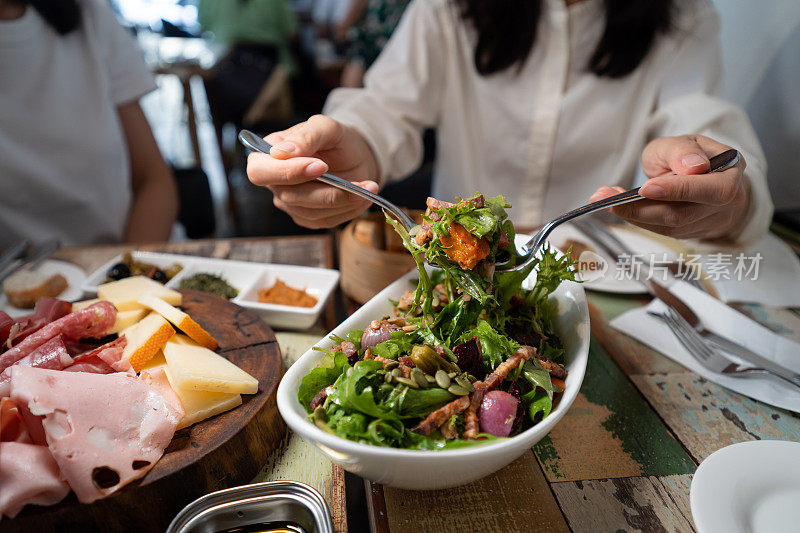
[1,260,86,317]
[84,252,340,331]
[277,266,589,489]
[691,440,800,533]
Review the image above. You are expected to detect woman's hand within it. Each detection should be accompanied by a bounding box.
[246,115,380,229]
[590,135,751,240]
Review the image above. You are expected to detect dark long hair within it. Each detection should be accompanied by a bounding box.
[26,0,81,34]
[457,0,673,78]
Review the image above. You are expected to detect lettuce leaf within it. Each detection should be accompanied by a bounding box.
[298,351,350,411]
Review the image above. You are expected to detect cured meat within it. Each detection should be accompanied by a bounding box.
[139,366,185,423]
[70,336,130,373]
[483,346,536,391]
[1,398,31,443]
[10,367,180,503]
[0,442,70,518]
[0,336,73,397]
[462,381,486,439]
[0,301,116,373]
[411,395,470,436]
[2,298,72,350]
[0,311,13,348]
[64,358,116,374]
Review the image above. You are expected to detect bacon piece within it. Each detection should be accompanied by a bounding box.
[0,311,13,348]
[0,336,73,397]
[410,395,470,435]
[483,346,536,391]
[0,302,116,373]
[332,340,358,365]
[440,418,459,440]
[1,398,31,443]
[309,388,328,410]
[536,353,566,379]
[364,349,400,371]
[463,381,487,439]
[415,223,433,246]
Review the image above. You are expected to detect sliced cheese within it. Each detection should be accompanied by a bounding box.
[141,352,241,430]
[120,312,175,372]
[138,294,218,350]
[97,276,181,312]
[164,334,258,394]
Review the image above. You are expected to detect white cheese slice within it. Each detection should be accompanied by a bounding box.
[97,276,181,312]
[163,334,258,395]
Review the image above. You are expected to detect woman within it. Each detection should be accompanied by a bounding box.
[0,0,177,248]
[247,0,772,244]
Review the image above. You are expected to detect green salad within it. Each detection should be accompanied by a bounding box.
[298,193,576,450]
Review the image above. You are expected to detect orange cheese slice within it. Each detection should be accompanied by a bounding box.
[119,312,175,372]
[137,294,218,350]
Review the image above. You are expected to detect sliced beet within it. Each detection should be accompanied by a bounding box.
[452,337,485,378]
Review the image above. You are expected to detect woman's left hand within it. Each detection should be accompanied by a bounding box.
[590,134,751,240]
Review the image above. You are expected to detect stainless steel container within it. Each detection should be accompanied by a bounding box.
[166,481,334,533]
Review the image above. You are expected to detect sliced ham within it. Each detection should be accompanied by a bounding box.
[0,442,70,518]
[0,336,73,397]
[0,302,116,373]
[10,367,180,503]
[1,398,31,443]
[0,311,13,348]
[139,366,185,422]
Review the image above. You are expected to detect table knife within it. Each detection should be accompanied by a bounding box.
[0,239,60,284]
[0,239,29,278]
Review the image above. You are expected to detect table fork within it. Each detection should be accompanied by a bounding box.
[651,308,800,390]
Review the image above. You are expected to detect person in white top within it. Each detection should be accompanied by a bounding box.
[247,0,772,245]
[0,0,177,248]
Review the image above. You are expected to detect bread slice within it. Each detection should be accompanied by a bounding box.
[3,270,68,308]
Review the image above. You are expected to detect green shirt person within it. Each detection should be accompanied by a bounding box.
[197,0,297,74]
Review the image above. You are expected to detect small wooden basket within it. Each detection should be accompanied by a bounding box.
[339,211,422,304]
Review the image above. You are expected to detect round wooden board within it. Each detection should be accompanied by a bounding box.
[6,290,286,533]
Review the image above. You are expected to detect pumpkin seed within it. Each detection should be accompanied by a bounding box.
[425,375,436,383]
[395,376,419,389]
[412,372,429,389]
[402,325,418,332]
[466,374,478,382]
[383,360,399,369]
[347,367,354,376]
[447,372,457,379]
[455,376,474,392]
[447,384,470,396]
[435,370,451,389]
[384,372,393,383]
[391,368,402,379]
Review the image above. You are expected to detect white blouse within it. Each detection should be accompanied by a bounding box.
[324,0,773,244]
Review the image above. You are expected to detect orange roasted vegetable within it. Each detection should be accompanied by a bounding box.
[440,223,490,270]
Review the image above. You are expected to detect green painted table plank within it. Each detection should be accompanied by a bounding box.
[534,339,695,481]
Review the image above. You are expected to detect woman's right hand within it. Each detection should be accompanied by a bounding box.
[246,115,381,229]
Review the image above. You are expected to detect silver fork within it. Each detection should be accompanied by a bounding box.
[651,308,800,390]
[650,308,743,375]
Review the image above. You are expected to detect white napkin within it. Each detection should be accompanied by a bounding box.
[702,233,800,308]
[610,281,800,413]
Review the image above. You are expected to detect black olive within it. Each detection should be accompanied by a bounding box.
[107,262,130,281]
[151,269,168,283]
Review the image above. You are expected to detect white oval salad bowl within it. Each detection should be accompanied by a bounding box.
[277,268,589,490]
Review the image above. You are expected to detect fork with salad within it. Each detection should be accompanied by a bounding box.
[298,193,577,450]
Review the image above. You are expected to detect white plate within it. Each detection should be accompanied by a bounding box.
[1,260,86,317]
[83,252,340,331]
[277,265,590,489]
[691,440,800,533]
[543,224,678,294]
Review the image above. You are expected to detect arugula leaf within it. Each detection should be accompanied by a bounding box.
[384,386,456,418]
[298,351,350,411]
[327,360,397,420]
[521,388,553,423]
[370,330,416,360]
[459,320,520,370]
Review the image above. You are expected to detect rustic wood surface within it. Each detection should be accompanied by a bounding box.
[7,290,284,533]
[41,232,800,532]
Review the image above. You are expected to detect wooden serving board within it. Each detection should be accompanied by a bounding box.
[6,290,286,533]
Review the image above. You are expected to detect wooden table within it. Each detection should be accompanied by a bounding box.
[55,234,800,532]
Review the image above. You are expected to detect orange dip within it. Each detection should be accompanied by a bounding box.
[258,280,317,307]
[440,223,490,270]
